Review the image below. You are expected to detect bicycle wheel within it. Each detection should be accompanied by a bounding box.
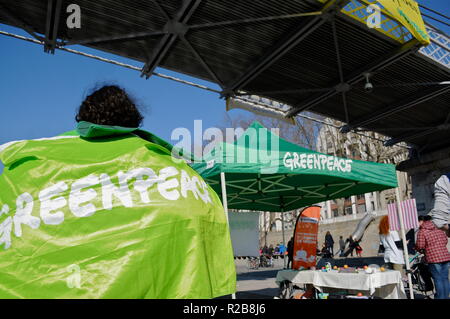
[278,280,294,299]
[407,271,425,299]
[247,258,256,270]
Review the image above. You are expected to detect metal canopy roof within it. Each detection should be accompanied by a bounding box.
[0,0,449,155]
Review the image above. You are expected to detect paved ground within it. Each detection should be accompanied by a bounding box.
[234,258,285,299]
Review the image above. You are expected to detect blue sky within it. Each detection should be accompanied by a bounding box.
[0,0,448,151]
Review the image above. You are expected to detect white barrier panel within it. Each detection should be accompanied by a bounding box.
[228,212,260,257]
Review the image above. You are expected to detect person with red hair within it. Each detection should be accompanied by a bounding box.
[378,215,405,276]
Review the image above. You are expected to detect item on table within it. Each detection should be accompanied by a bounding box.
[368,264,381,274]
[346,295,369,299]
[338,267,358,273]
[318,293,329,299]
[364,267,374,274]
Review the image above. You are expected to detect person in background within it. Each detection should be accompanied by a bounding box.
[429,174,450,237]
[355,241,363,257]
[274,245,280,255]
[279,243,286,256]
[325,231,335,256]
[268,244,274,257]
[321,243,331,258]
[346,236,355,257]
[339,236,346,257]
[406,215,428,255]
[416,216,450,299]
[378,216,405,277]
[287,237,294,269]
[262,245,268,256]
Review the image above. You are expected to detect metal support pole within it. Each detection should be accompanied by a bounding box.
[220,172,235,299]
[264,212,268,247]
[281,210,286,269]
[395,172,414,300]
[220,172,230,224]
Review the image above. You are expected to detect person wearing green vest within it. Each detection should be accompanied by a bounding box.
[0,85,236,298]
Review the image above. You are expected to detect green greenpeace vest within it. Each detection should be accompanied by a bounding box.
[0,122,236,298]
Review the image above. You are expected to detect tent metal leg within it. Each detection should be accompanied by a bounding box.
[281,210,286,269]
[394,173,414,300]
[220,172,230,224]
[220,172,236,299]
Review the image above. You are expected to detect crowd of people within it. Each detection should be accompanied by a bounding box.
[317,232,363,258]
[260,242,287,257]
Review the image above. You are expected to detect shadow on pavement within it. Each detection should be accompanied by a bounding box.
[237,269,280,281]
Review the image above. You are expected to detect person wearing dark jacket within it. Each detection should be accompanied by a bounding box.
[345,236,355,257]
[338,236,345,257]
[325,231,335,256]
[287,237,294,269]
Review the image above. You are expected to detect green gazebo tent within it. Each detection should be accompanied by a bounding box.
[192,121,397,263]
[191,121,414,298]
[192,121,398,212]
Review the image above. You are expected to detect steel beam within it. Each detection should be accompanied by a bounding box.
[65,31,167,46]
[341,86,450,133]
[224,0,349,96]
[188,11,322,30]
[286,39,421,117]
[331,17,350,123]
[141,0,202,78]
[151,0,171,20]
[180,35,224,88]
[44,0,63,54]
[0,3,43,41]
[384,124,450,147]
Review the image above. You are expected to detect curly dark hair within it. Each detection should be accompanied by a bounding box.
[76,85,144,127]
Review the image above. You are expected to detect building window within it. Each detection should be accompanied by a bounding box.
[357,204,366,214]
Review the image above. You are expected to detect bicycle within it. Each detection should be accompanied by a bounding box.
[260,254,274,268]
[405,253,434,299]
[247,256,260,270]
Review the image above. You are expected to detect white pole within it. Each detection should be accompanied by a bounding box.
[220,172,230,224]
[220,172,236,299]
[351,195,357,216]
[394,173,414,300]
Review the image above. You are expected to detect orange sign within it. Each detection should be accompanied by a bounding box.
[292,206,321,270]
